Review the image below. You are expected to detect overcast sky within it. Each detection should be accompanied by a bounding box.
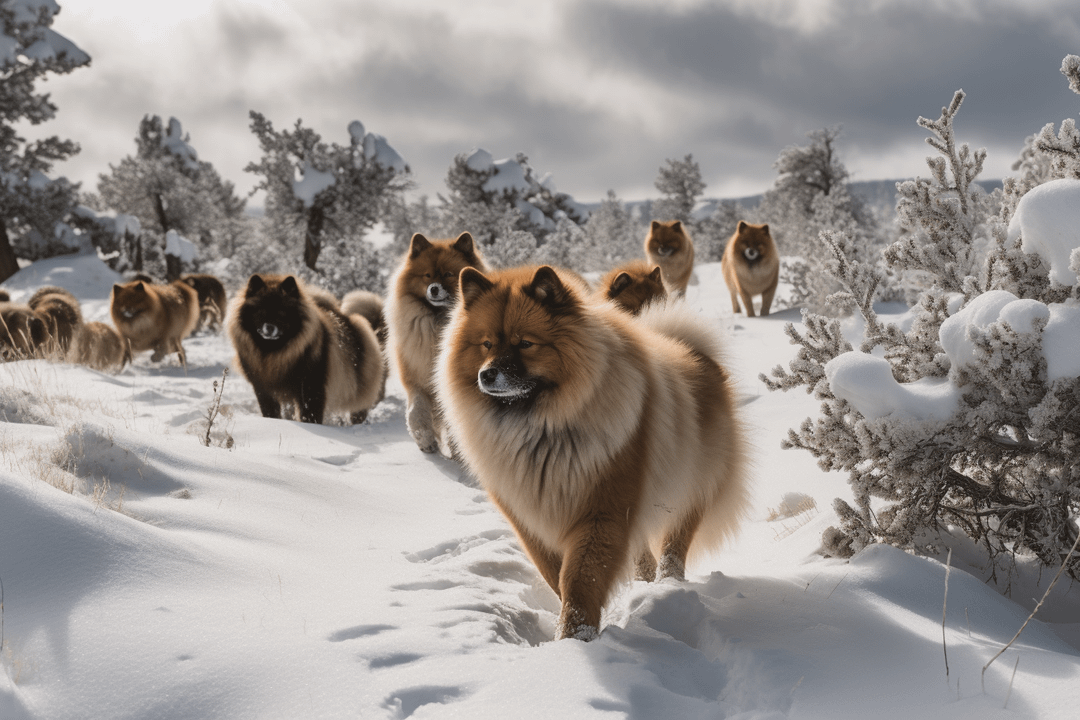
[25,0,1080,207]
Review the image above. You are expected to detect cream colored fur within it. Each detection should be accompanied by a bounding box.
[436,270,749,639]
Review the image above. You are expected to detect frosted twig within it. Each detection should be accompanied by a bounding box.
[826,573,848,599]
[982,526,1080,692]
[1004,655,1020,709]
[202,368,228,447]
[942,548,952,680]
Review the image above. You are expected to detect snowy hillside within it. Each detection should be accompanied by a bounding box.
[0,255,1078,719]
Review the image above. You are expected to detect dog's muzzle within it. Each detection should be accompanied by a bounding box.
[656,245,675,257]
[257,322,282,340]
[426,282,451,307]
[743,247,760,261]
[122,309,137,318]
[478,366,533,400]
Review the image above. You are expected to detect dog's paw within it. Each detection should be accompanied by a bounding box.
[412,430,439,453]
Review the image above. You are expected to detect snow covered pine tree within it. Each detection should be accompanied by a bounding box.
[763,58,1080,582]
[0,0,90,281]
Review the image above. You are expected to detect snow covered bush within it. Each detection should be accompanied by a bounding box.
[0,0,89,280]
[763,71,1080,583]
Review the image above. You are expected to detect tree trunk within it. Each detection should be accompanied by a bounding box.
[152,192,169,235]
[303,206,325,270]
[0,217,20,283]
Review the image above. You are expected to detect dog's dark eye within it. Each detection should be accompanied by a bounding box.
[443,271,454,279]
[423,273,432,279]
[482,340,492,349]
[519,339,533,349]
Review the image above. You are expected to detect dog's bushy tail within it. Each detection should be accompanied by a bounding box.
[636,301,726,364]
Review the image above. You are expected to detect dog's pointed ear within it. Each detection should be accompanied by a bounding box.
[761,223,769,234]
[672,220,682,231]
[608,272,633,299]
[737,220,748,232]
[526,266,576,311]
[280,276,301,298]
[409,233,433,259]
[133,282,146,293]
[111,284,121,295]
[452,232,475,257]
[245,274,266,297]
[460,267,494,309]
[648,266,663,283]
[650,220,660,231]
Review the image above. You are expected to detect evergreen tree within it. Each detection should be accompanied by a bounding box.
[436,148,588,251]
[578,190,639,272]
[245,113,411,271]
[651,154,705,223]
[0,0,89,281]
[95,116,247,274]
[758,126,882,311]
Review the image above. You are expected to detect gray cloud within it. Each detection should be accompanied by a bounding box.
[31,0,1080,207]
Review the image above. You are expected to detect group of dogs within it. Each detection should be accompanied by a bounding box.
[0,274,226,371]
[0,218,780,642]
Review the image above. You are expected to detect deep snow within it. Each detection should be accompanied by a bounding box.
[0,254,1077,719]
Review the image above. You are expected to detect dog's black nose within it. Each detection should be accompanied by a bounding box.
[479,367,499,385]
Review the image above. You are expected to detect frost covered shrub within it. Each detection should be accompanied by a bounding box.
[764,71,1080,582]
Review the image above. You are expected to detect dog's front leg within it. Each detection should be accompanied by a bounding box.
[555,513,630,641]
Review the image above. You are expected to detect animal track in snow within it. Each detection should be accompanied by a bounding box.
[326,624,396,642]
[382,686,464,719]
[403,529,509,564]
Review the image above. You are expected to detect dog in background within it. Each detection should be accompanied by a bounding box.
[598,260,667,315]
[28,286,82,357]
[68,322,131,373]
[385,232,486,453]
[228,274,385,425]
[644,220,695,297]
[180,274,227,332]
[438,264,749,641]
[721,221,780,317]
[0,302,48,360]
[110,279,199,367]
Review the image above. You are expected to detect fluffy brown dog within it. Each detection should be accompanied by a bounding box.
[180,273,228,332]
[110,280,199,366]
[67,321,131,372]
[228,274,385,425]
[721,221,780,317]
[643,220,695,297]
[438,265,749,641]
[598,260,667,315]
[0,302,48,360]
[385,232,486,453]
[28,286,82,357]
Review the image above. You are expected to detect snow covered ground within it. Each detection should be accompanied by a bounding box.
[0,254,1077,719]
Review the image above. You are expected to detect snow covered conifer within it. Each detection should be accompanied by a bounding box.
[0,0,89,280]
[763,72,1080,583]
[436,148,588,250]
[95,115,246,275]
[578,190,639,271]
[245,112,411,274]
[758,127,882,312]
